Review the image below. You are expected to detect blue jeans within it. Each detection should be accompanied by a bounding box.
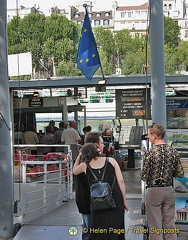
[82,214,91,240]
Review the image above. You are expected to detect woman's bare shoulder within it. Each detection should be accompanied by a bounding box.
[108,157,117,166]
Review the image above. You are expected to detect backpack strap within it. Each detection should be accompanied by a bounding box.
[101,157,108,182]
[86,157,108,182]
[86,158,116,190]
[103,158,116,191]
[86,162,99,182]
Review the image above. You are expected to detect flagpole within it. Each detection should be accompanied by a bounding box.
[100,66,105,80]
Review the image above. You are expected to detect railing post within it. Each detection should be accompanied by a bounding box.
[58,161,62,206]
[43,162,47,215]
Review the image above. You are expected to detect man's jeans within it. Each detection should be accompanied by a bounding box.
[82,214,91,240]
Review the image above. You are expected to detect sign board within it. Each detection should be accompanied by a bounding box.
[116,89,151,119]
[166,99,188,110]
[174,159,188,223]
[29,97,43,107]
[8,52,32,77]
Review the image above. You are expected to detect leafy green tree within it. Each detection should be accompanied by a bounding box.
[95,50,113,76]
[42,37,76,76]
[114,29,134,57]
[114,30,145,74]
[174,40,188,72]
[56,60,81,76]
[43,14,80,76]
[175,40,188,65]
[7,13,182,78]
[164,45,176,75]
[44,14,79,49]
[164,16,180,48]
[94,27,115,58]
[8,13,46,75]
[94,27,115,74]
[121,50,146,75]
[7,16,22,53]
[7,13,80,78]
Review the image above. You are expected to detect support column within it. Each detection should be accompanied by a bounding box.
[150,0,167,131]
[0,0,14,238]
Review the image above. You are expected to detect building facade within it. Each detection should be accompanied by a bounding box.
[114,3,148,37]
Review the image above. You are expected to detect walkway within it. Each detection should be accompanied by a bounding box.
[13,158,187,240]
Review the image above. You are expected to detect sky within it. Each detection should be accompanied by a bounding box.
[7,0,147,14]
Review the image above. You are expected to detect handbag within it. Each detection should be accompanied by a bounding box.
[87,158,116,211]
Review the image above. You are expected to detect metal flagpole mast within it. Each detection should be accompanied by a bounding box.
[150,0,167,132]
[0,0,14,238]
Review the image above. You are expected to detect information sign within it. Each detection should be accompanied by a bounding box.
[29,97,43,107]
[116,89,151,119]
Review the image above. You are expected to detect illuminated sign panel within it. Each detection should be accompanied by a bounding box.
[116,89,151,119]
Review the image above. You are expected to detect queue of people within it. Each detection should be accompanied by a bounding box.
[21,121,113,157]
[73,124,184,240]
[21,121,184,240]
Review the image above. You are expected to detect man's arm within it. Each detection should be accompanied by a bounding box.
[173,150,184,178]
[140,151,150,182]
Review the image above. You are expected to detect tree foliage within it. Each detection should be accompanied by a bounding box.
[164,16,180,48]
[164,45,176,75]
[7,13,80,78]
[7,13,185,78]
[175,41,188,65]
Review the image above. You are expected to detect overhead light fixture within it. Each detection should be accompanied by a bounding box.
[98,79,106,85]
[33,91,39,97]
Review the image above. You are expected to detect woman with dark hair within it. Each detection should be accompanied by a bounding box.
[73,142,128,240]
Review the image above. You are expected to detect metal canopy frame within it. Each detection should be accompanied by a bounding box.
[9,75,188,90]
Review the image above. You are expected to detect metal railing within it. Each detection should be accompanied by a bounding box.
[13,144,73,224]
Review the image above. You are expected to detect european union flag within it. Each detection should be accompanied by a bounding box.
[76,9,101,80]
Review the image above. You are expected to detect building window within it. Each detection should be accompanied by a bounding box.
[94,20,100,26]
[103,19,109,26]
[75,14,79,18]
[121,12,125,18]
[128,12,132,18]
[105,12,110,17]
[89,13,93,17]
[142,10,147,16]
[96,12,101,17]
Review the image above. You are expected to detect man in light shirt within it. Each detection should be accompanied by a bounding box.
[61,120,81,161]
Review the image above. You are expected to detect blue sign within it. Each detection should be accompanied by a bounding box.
[166,99,188,109]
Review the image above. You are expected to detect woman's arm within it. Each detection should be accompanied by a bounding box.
[110,158,128,211]
[73,154,86,175]
[73,153,82,168]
